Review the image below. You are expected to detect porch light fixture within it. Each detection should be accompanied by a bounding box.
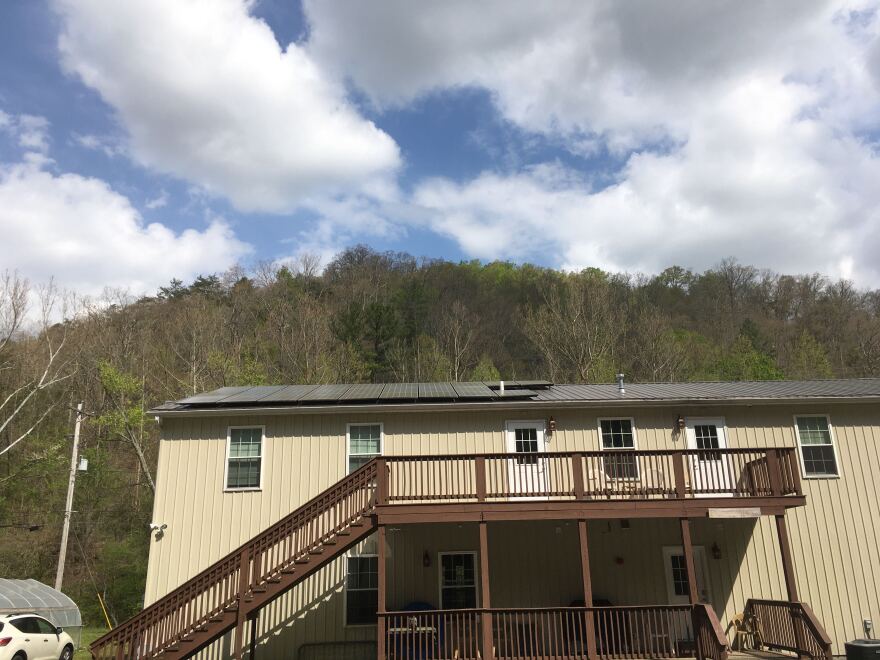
[548,417,557,435]
[676,415,685,431]
[423,551,431,568]
[711,542,722,560]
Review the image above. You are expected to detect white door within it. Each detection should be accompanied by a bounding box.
[505,421,548,499]
[662,546,711,605]
[685,418,732,497]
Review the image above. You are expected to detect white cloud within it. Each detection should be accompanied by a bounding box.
[305,0,880,284]
[53,0,400,214]
[0,112,51,153]
[145,189,169,210]
[0,155,252,297]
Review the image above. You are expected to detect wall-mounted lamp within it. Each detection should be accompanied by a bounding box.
[423,551,431,568]
[676,415,685,431]
[711,542,722,560]
[548,417,557,436]
[149,522,168,540]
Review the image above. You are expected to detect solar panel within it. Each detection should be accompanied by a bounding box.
[178,386,251,404]
[379,383,419,399]
[300,384,352,401]
[417,382,457,399]
[258,384,320,402]
[339,384,386,400]
[218,385,287,403]
[451,382,497,399]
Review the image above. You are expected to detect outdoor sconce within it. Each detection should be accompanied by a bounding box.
[676,415,685,431]
[711,542,722,560]
[548,417,557,436]
[423,551,431,568]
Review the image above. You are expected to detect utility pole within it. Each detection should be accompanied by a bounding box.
[55,402,83,591]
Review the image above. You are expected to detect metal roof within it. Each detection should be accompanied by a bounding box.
[152,378,880,416]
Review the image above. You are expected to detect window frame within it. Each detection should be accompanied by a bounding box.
[344,552,379,627]
[793,414,841,479]
[224,425,265,492]
[437,550,480,610]
[346,422,384,474]
[597,417,639,480]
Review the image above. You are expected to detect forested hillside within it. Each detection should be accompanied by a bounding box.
[2,245,880,626]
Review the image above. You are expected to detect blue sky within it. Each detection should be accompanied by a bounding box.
[1,0,880,297]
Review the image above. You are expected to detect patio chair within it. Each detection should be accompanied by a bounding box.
[730,612,763,651]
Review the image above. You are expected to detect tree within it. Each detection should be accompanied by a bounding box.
[785,331,833,380]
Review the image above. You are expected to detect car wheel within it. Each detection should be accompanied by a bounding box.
[13,652,26,660]
[60,646,73,660]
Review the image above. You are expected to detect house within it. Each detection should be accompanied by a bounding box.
[91,378,880,660]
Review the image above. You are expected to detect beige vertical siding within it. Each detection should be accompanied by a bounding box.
[146,402,880,656]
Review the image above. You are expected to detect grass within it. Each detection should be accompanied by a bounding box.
[74,627,109,660]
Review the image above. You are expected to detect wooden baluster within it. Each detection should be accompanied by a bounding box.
[376,458,388,505]
[377,525,387,660]
[674,452,687,499]
[572,453,585,500]
[476,456,487,502]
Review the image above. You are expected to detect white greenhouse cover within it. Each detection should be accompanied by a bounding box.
[0,579,82,629]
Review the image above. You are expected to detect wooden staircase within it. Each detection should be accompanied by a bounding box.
[90,460,380,660]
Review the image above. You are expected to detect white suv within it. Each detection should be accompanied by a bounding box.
[0,614,74,660]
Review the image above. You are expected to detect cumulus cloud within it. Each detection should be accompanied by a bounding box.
[0,112,51,153]
[0,148,251,297]
[305,0,880,284]
[53,0,400,213]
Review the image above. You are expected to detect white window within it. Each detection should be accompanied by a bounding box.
[347,423,382,473]
[598,418,638,479]
[226,427,263,490]
[795,416,839,478]
[439,552,478,609]
[345,555,378,625]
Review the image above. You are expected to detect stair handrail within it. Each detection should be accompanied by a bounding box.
[745,598,833,659]
[694,603,731,660]
[90,458,379,658]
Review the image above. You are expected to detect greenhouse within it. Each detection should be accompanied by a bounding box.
[0,579,82,647]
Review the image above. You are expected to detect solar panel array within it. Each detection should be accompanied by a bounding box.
[174,380,550,408]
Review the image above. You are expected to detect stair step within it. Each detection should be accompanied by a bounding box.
[267,577,281,584]
[323,539,337,545]
[336,530,351,536]
[281,567,297,574]
[349,521,364,527]
[209,617,226,622]
[309,548,324,555]
[295,557,310,564]
[253,586,267,593]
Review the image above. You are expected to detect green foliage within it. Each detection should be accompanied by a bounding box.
[712,336,784,381]
[787,331,833,380]
[470,354,501,381]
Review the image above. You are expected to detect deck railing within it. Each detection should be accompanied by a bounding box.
[745,599,833,659]
[90,460,378,660]
[381,448,801,504]
[380,604,729,660]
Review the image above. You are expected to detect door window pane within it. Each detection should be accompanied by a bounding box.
[440,553,477,609]
[694,424,721,460]
[227,428,262,489]
[349,424,382,473]
[514,427,539,465]
[796,417,838,477]
[670,555,690,597]
[600,419,638,479]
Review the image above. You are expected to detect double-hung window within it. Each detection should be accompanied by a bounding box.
[348,424,382,473]
[226,427,263,490]
[345,555,378,625]
[599,418,638,479]
[439,552,477,609]
[795,416,839,477]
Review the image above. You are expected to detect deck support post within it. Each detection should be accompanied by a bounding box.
[377,525,387,660]
[248,614,258,660]
[578,520,598,660]
[680,518,704,660]
[234,547,251,660]
[479,521,495,660]
[776,513,807,658]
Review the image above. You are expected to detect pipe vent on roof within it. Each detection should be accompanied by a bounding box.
[616,373,626,394]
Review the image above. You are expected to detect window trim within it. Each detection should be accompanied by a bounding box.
[437,550,480,610]
[597,417,639,480]
[343,552,379,628]
[793,414,841,480]
[224,425,265,492]
[346,422,384,474]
